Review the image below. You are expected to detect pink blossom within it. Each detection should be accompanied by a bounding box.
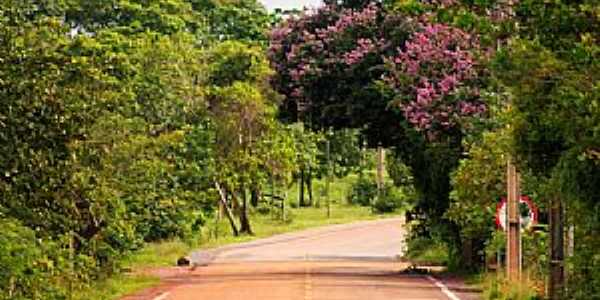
[291,88,303,98]
[343,38,376,65]
[385,23,484,132]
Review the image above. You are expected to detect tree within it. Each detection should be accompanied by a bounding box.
[268,1,488,261]
[290,123,322,207]
[0,0,290,297]
[201,0,274,43]
[0,0,215,287]
[205,40,282,234]
[491,2,599,295]
[64,0,206,35]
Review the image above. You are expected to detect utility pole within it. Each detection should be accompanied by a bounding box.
[506,160,521,282]
[549,196,565,299]
[326,139,331,218]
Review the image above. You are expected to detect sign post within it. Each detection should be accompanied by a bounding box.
[506,160,521,282]
[496,196,538,232]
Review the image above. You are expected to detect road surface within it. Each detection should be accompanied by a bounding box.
[122,218,480,300]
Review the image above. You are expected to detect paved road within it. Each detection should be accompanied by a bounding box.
[122,218,480,300]
[191,218,405,263]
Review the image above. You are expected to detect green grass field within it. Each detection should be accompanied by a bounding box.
[77,174,399,300]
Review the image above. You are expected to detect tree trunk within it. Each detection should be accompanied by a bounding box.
[299,168,306,207]
[239,185,253,235]
[215,182,239,236]
[462,238,474,269]
[306,167,313,206]
[251,186,260,207]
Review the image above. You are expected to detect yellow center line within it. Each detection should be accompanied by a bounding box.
[304,265,313,300]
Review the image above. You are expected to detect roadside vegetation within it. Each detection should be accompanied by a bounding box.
[1,0,597,300]
[267,1,599,299]
[76,174,403,300]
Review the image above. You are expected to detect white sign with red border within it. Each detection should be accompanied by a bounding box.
[496,195,538,231]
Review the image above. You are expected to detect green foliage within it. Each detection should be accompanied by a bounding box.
[483,275,541,300]
[448,128,511,239]
[489,1,599,296]
[372,186,406,213]
[347,175,408,213]
[291,123,323,175]
[0,215,99,300]
[347,176,378,207]
[206,40,273,86]
[0,217,61,300]
[64,0,205,35]
[202,0,274,43]
[404,235,449,266]
[0,1,281,297]
[386,152,413,187]
[205,40,293,190]
[316,129,363,178]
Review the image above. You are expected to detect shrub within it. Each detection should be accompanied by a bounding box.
[348,176,407,213]
[0,217,67,300]
[347,176,378,206]
[373,186,406,213]
[404,235,449,266]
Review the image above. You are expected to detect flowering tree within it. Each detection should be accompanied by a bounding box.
[268,2,485,137]
[268,3,392,127]
[268,0,490,267]
[385,23,486,136]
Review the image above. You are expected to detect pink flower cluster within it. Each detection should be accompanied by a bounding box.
[343,38,376,65]
[315,3,378,42]
[268,3,378,61]
[387,23,485,132]
[395,24,474,78]
[267,3,381,104]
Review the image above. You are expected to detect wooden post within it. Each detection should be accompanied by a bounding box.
[549,197,565,300]
[506,160,521,282]
[69,230,74,300]
[298,168,304,207]
[326,139,331,218]
[377,145,385,191]
[283,191,288,222]
[374,145,385,213]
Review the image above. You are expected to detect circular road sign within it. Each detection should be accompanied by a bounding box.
[496,195,538,231]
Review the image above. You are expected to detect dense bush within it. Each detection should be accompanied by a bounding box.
[347,175,407,213]
[372,186,407,213]
[0,1,283,298]
[347,176,378,207]
[386,153,413,187]
[0,217,66,300]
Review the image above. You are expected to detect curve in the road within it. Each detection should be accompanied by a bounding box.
[123,218,480,300]
[190,217,405,265]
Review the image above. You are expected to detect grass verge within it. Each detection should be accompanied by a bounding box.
[481,272,542,300]
[403,236,449,266]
